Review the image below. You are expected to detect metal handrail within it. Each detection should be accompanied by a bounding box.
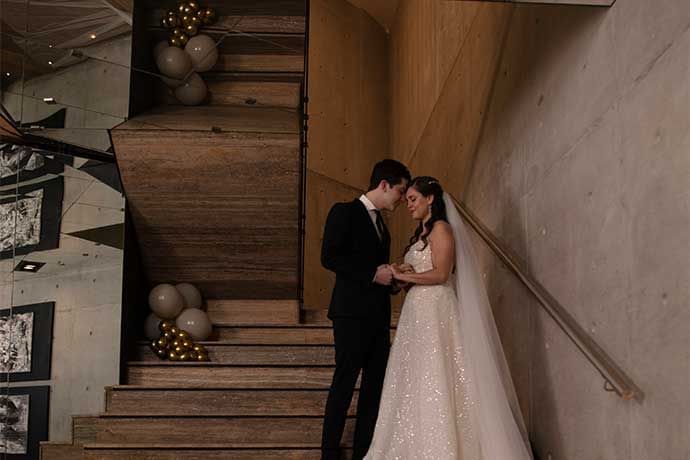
[448,194,644,402]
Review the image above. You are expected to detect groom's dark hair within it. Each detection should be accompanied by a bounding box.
[368,159,411,191]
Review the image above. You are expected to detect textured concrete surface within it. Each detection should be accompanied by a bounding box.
[463,1,689,458]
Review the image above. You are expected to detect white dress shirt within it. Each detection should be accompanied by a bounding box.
[359,194,382,239]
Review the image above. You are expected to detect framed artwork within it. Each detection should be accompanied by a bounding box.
[0,385,50,459]
[0,176,64,260]
[0,144,67,186]
[0,302,54,382]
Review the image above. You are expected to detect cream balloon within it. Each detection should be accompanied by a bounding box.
[175,308,212,341]
[174,72,207,105]
[148,283,185,319]
[175,283,203,309]
[152,40,169,61]
[184,34,218,72]
[144,312,163,340]
[156,46,192,79]
[161,76,184,88]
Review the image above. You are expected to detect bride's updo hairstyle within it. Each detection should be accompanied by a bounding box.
[405,176,448,253]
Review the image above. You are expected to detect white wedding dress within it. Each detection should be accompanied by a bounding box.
[364,194,533,460]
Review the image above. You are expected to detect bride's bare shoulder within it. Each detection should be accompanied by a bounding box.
[430,220,452,235]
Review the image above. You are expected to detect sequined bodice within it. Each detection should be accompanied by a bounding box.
[404,240,454,290]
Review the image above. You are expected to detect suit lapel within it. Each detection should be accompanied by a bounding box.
[353,199,384,247]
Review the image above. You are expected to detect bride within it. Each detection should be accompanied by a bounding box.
[364,177,533,459]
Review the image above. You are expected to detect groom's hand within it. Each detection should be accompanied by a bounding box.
[374,264,393,285]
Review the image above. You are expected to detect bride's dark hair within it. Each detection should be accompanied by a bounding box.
[404,176,448,253]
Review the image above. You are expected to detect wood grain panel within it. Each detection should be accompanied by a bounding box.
[148,13,306,33]
[106,388,355,416]
[73,416,101,444]
[214,54,304,73]
[40,443,84,460]
[307,0,389,190]
[111,127,300,299]
[207,299,300,324]
[156,80,301,109]
[143,0,306,17]
[83,445,353,460]
[115,106,298,132]
[135,344,334,364]
[93,417,354,444]
[125,364,345,388]
[212,326,335,344]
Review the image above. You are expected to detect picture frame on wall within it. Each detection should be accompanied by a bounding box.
[0,176,64,260]
[0,385,50,459]
[0,143,68,186]
[0,302,55,382]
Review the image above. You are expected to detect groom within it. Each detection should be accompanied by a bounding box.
[320,159,411,460]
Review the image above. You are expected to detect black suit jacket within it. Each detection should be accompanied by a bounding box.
[321,199,391,323]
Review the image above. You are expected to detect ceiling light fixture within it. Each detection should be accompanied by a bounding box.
[89,33,97,39]
[48,60,53,65]
[43,97,56,104]
[14,260,45,273]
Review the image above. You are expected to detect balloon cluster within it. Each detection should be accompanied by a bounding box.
[145,283,213,346]
[153,34,218,105]
[150,320,209,361]
[161,1,217,47]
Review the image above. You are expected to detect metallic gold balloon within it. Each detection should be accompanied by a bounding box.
[150,339,158,349]
[178,34,189,46]
[181,340,193,349]
[187,1,200,11]
[167,9,178,18]
[196,352,209,361]
[188,14,201,27]
[162,330,174,340]
[180,14,193,25]
[159,320,175,332]
[185,24,198,36]
[156,337,169,349]
[192,344,206,354]
[168,351,181,361]
[171,339,182,348]
[181,4,195,15]
[174,345,187,354]
[179,352,191,361]
[177,2,186,13]
[176,330,190,340]
[202,8,216,25]
[155,347,168,359]
[171,27,184,38]
[188,350,199,360]
[168,36,182,47]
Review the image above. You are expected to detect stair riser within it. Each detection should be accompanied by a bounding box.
[212,327,395,345]
[125,366,348,389]
[83,450,352,460]
[134,345,334,365]
[207,300,300,325]
[40,443,84,460]
[93,418,354,444]
[106,389,356,416]
[157,81,301,109]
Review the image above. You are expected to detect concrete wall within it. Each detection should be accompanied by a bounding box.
[0,155,125,442]
[304,0,390,315]
[389,0,689,458]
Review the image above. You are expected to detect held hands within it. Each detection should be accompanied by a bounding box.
[390,263,415,290]
[374,264,394,285]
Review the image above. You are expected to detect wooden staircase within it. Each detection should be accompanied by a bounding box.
[40,300,365,459]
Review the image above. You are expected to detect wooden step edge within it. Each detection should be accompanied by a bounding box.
[212,322,332,328]
[97,414,353,419]
[108,385,348,391]
[126,362,335,367]
[135,341,334,347]
[83,443,350,450]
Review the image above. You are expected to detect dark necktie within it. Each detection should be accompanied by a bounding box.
[374,210,385,240]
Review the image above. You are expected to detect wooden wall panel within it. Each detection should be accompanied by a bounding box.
[304,0,390,311]
[112,129,300,299]
[389,0,481,163]
[388,1,512,263]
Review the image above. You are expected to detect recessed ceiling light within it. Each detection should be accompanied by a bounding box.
[43,97,56,104]
[48,44,53,48]
[89,33,97,39]
[5,72,9,77]
[48,60,53,65]
[15,260,45,273]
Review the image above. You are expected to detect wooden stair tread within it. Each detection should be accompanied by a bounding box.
[205,71,303,82]
[84,443,333,449]
[147,15,306,34]
[115,105,299,133]
[135,343,334,364]
[158,80,302,109]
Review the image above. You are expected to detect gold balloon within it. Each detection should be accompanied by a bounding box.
[170,326,180,336]
[167,9,178,18]
[185,24,198,36]
[155,347,168,359]
[177,2,186,13]
[181,4,195,15]
[196,352,209,361]
[187,1,200,11]
[179,352,191,361]
[174,345,187,354]
[171,339,182,348]
[188,350,199,360]
[178,34,190,46]
[168,351,181,361]
[168,36,182,47]
[171,27,184,38]
[150,339,158,349]
[181,340,193,349]
[188,14,201,27]
[202,8,216,25]
[192,344,206,353]
[176,330,190,339]
[162,330,174,340]
[156,337,169,348]
[159,320,174,332]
